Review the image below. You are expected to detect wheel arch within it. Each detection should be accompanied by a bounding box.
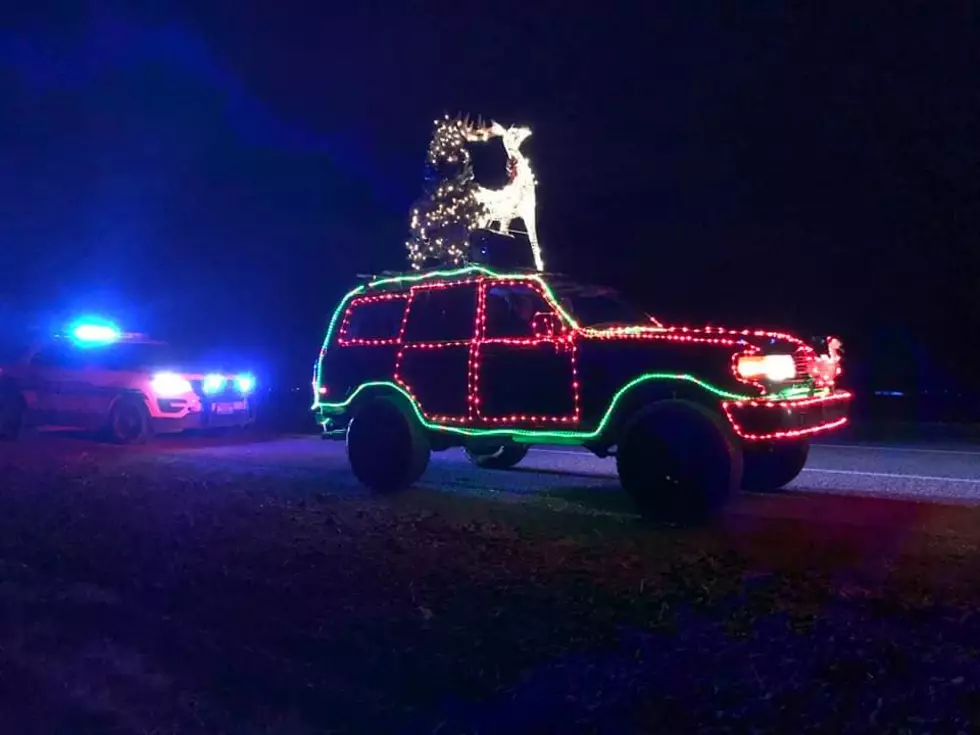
[344,382,423,424]
[105,389,151,424]
[597,375,739,447]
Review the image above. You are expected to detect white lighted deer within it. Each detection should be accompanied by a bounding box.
[464,121,543,271]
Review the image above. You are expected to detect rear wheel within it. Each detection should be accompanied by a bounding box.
[346,398,430,492]
[616,402,741,525]
[108,396,151,445]
[464,444,529,469]
[741,440,809,492]
[0,389,24,440]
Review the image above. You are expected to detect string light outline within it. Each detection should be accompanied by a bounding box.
[317,378,851,444]
[314,264,832,404]
[318,263,807,358]
[314,264,851,441]
[723,390,852,440]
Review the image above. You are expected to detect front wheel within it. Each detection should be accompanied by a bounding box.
[616,402,741,525]
[464,444,529,469]
[108,396,152,445]
[741,441,809,492]
[346,398,430,493]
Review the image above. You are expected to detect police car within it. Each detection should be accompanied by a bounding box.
[0,320,256,444]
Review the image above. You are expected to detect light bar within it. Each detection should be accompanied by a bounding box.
[70,322,121,344]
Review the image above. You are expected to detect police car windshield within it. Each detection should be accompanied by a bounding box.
[98,342,176,370]
[33,340,177,371]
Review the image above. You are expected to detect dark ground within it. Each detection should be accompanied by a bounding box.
[4,432,980,734]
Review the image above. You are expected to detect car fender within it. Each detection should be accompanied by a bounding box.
[599,376,733,445]
[106,389,151,417]
[616,397,742,479]
[344,383,420,423]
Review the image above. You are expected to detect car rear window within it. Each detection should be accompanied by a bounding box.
[342,296,408,342]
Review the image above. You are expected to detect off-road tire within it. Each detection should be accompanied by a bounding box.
[464,444,529,469]
[346,397,430,492]
[616,401,742,525]
[741,440,809,493]
[108,396,152,445]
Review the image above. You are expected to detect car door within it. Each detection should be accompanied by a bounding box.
[475,281,579,425]
[394,281,478,422]
[26,342,90,426]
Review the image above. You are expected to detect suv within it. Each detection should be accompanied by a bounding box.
[313,266,851,522]
[0,325,256,444]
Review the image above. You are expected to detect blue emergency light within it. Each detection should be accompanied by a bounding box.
[68,318,121,345]
[235,374,256,394]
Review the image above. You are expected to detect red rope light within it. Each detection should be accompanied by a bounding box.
[333,273,849,440]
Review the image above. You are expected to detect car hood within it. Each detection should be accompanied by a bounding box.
[585,323,814,354]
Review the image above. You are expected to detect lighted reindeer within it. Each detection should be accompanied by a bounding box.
[464,121,544,272]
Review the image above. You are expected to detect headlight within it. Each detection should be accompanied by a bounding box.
[202,374,226,394]
[235,374,256,394]
[736,354,796,382]
[151,372,193,397]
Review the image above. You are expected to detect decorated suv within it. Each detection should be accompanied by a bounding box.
[313,265,851,523]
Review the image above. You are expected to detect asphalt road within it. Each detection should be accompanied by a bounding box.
[141,433,980,514]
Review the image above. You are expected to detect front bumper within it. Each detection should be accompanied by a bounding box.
[722,390,852,441]
[151,404,254,435]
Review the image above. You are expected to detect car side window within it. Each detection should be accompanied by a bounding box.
[343,296,408,342]
[30,344,88,369]
[484,284,555,338]
[402,283,477,343]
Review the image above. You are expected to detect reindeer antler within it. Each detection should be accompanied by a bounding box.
[460,115,497,142]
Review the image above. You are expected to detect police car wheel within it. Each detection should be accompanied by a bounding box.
[0,390,24,440]
[108,397,151,445]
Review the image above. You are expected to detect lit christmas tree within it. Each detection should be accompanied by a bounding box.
[405,116,490,270]
[405,115,544,271]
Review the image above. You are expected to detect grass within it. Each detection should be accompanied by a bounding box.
[1,436,980,733]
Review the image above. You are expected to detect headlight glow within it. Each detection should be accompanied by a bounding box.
[151,372,193,398]
[736,354,797,382]
[202,374,226,394]
[235,374,256,394]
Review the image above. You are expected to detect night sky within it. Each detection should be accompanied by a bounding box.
[1,2,977,390]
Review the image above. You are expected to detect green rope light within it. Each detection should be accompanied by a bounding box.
[312,264,678,409]
[316,374,756,444]
[309,265,818,446]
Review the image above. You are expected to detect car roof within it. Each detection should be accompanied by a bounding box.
[356,265,587,295]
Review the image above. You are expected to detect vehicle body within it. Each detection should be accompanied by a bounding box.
[313,265,851,523]
[0,326,256,444]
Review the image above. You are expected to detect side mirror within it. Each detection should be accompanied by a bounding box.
[531,312,562,339]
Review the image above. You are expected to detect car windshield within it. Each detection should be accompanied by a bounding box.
[97,341,178,370]
[66,341,177,370]
[552,283,658,328]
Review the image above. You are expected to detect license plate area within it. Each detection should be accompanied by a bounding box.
[213,401,245,415]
